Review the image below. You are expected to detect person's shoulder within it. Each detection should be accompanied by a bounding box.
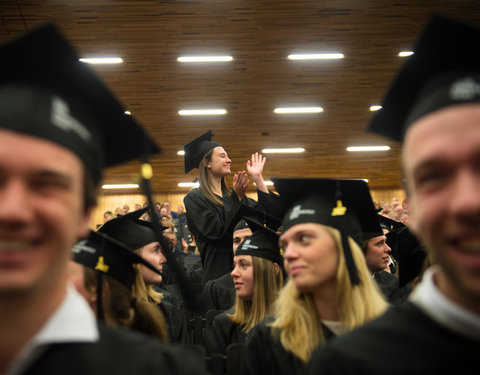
[185,188,202,199]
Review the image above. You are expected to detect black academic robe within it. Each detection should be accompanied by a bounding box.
[307,302,479,375]
[241,317,335,375]
[159,300,191,344]
[23,323,207,375]
[203,310,247,355]
[202,272,236,313]
[185,188,270,285]
[374,270,411,305]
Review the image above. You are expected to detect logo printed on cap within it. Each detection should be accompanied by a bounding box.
[72,240,96,254]
[450,77,480,100]
[240,238,259,250]
[51,96,92,141]
[289,205,315,220]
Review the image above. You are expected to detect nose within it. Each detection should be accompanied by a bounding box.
[226,156,231,164]
[449,169,480,223]
[385,243,392,254]
[159,252,167,265]
[231,265,239,278]
[0,178,33,227]
[283,242,299,261]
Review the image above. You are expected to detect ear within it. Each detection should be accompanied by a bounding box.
[273,262,280,275]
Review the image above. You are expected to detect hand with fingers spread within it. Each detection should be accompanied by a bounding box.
[247,152,269,193]
[233,170,250,201]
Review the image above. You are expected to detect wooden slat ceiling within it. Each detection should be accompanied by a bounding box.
[1,1,479,194]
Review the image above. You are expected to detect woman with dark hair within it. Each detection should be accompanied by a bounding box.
[183,130,280,286]
[203,217,284,355]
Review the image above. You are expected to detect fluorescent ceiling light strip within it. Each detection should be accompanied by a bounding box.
[398,51,414,57]
[102,184,139,189]
[254,180,274,186]
[274,107,323,114]
[346,146,390,152]
[262,148,305,154]
[79,57,123,64]
[288,53,344,60]
[178,109,227,116]
[177,150,185,155]
[369,105,382,111]
[178,182,200,188]
[124,111,131,115]
[177,56,233,62]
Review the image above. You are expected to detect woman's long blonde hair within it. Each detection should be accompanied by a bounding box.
[228,256,284,333]
[198,149,231,206]
[270,226,387,363]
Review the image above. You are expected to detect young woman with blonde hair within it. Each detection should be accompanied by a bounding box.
[98,208,191,343]
[183,130,281,286]
[203,216,284,355]
[242,178,388,375]
[70,230,168,341]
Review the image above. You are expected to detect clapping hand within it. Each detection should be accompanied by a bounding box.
[233,171,250,201]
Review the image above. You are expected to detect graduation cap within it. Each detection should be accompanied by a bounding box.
[367,15,480,141]
[378,214,405,233]
[236,216,283,266]
[184,130,221,173]
[233,219,250,233]
[272,178,381,285]
[239,204,283,232]
[72,230,162,290]
[0,23,160,185]
[98,207,166,250]
[386,226,427,287]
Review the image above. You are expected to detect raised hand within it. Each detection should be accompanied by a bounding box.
[246,152,266,179]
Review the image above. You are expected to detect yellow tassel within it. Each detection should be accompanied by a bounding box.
[331,200,347,216]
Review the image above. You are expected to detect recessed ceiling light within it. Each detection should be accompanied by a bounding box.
[177,56,233,62]
[177,150,185,156]
[178,182,200,188]
[178,109,227,116]
[369,105,382,111]
[398,51,414,57]
[124,110,131,115]
[274,107,323,114]
[288,53,344,60]
[101,184,139,189]
[79,57,123,64]
[346,146,390,152]
[262,148,305,154]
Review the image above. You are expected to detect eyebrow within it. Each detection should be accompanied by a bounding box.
[33,169,75,185]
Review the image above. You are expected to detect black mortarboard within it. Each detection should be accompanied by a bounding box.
[386,226,427,287]
[239,204,283,232]
[184,130,221,173]
[98,207,160,250]
[378,214,405,233]
[0,23,159,184]
[72,230,162,289]
[236,216,283,266]
[367,15,480,141]
[233,219,250,233]
[273,178,380,285]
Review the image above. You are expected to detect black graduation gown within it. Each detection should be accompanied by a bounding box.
[241,317,335,375]
[202,272,236,313]
[203,310,247,355]
[23,323,207,375]
[374,270,412,305]
[307,302,480,375]
[159,300,191,344]
[184,188,255,285]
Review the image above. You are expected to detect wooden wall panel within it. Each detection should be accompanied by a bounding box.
[89,189,400,229]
